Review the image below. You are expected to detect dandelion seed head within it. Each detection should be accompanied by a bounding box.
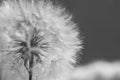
[0,0,82,80]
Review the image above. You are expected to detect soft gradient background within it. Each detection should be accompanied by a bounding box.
[60,0,120,65]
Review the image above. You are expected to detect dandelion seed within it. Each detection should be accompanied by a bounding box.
[0,0,82,80]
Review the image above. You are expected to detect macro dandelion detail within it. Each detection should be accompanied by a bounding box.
[0,0,82,80]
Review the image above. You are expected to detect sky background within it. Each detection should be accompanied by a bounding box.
[60,0,120,65]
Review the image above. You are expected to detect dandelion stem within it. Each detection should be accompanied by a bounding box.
[28,53,34,80]
[29,69,33,80]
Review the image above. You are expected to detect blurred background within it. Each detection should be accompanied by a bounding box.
[60,0,120,80]
[60,0,119,65]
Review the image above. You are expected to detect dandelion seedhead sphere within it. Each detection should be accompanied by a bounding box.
[0,0,82,80]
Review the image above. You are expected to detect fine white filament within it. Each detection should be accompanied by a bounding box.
[0,0,82,80]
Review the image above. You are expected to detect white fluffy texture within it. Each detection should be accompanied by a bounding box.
[69,61,120,80]
[0,0,82,80]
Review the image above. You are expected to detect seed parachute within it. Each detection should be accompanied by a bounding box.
[0,0,82,80]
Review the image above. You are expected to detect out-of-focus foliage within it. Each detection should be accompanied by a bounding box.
[68,61,120,80]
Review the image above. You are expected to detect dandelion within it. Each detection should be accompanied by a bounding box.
[0,0,82,80]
